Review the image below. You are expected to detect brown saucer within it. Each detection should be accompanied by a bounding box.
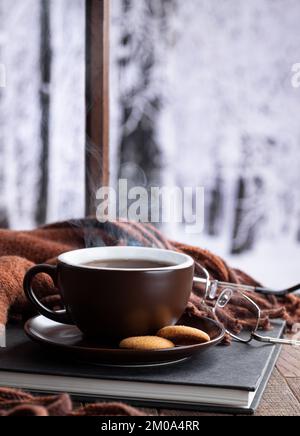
[24,315,225,367]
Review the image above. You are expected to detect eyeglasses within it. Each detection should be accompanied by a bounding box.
[193,267,300,347]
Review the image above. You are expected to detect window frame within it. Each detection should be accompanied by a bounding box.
[85,0,110,216]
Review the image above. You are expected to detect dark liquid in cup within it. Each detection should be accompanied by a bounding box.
[82,259,176,269]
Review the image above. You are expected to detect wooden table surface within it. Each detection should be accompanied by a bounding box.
[135,344,300,417]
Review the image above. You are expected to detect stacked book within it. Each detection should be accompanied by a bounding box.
[0,320,285,414]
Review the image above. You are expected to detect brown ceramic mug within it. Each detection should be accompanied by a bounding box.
[23,247,195,343]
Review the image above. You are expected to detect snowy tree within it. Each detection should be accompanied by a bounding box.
[0,0,85,229]
[112,0,177,190]
[109,0,300,290]
[35,0,51,225]
[0,0,42,230]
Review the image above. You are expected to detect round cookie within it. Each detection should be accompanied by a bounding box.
[157,325,211,346]
[119,336,175,351]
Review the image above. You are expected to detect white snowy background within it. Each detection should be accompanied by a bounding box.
[0,0,299,288]
[110,0,300,288]
[0,0,85,229]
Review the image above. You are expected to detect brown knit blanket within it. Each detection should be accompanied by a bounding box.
[0,387,145,416]
[0,218,299,416]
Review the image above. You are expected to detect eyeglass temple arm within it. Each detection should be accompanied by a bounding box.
[193,277,300,297]
[252,333,300,347]
[254,284,300,297]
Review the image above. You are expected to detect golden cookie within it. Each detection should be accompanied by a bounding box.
[119,336,175,350]
[157,325,211,346]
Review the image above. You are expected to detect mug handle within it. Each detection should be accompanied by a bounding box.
[23,264,74,325]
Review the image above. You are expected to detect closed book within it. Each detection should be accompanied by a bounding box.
[0,320,285,414]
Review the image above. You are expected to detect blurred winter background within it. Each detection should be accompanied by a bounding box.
[0,0,86,228]
[0,0,299,287]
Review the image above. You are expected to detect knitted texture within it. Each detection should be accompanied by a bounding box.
[0,219,298,331]
[0,387,141,416]
[0,219,299,417]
